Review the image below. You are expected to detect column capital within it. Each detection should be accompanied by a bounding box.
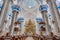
[11,4,21,13]
[17,17,24,22]
[39,5,48,13]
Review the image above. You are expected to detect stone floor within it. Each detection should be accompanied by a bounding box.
[25,37,34,40]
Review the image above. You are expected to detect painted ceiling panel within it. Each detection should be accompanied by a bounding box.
[23,0,37,9]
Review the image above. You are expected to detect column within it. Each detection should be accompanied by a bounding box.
[17,17,24,35]
[40,5,50,35]
[10,11,18,35]
[0,0,10,31]
[0,0,3,15]
[46,0,59,35]
[2,1,11,35]
[36,18,42,35]
[51,0,60,32]
[0,4,2,15]
[10,5,20,35]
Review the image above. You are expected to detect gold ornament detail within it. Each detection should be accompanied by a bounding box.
[24,19,36,36]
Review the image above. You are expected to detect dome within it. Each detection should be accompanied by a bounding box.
[22,0,38,9]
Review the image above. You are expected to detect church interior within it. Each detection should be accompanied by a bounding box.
[0,0,60,40]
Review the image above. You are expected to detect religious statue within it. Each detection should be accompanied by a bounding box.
[24,19,36,36]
